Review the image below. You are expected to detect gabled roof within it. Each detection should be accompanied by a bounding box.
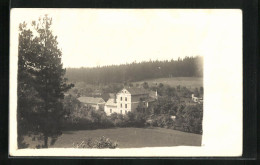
[109,93,116,98]
[105,98,117,106]
[123,87,149,96]
[77,97,105,104]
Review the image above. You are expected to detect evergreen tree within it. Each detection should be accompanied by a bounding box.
[18,21,42,148]
[65,56,204,84]
[18,15,74,148]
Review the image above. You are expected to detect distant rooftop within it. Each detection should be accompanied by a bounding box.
[77,97,105,104]
[124,87,149,95]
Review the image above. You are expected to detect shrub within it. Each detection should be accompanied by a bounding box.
[73,136,118,149]
[175,104,203,134]
[148,115,174,128]
[62,99,114,130]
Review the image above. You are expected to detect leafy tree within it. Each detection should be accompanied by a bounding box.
[124,112,135,126]
[142,82,149,89]
[63,95,83,121]
[175,104,203,134]
[176,85,181,92]
[200,87,203,96]
[194,87,200,97]
[134,113,146,127]
[182,104,203,133]
[166,86,176,97]
[158,83,164,88]
[18,15,74,148]
[180,86,192,98]
[110,113,118,121]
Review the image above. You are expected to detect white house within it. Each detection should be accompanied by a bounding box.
[77,96,106,110]
[104,97,117,114]
[104,87,157,116]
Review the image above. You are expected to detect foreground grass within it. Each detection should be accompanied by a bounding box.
[134,77,203,89]
[24,127,202,148]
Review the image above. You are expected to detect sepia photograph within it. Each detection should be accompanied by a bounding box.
[9,9,242,157]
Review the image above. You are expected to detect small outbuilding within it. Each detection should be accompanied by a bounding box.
[77,96,105,110]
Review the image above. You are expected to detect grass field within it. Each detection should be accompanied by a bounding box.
[23,127,202,148]
[134,77,203,89]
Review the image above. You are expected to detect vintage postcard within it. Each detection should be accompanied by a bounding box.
[9,9,242,157]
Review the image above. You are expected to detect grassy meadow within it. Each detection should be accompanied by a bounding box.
[134,77,203,89]
[23,127,202,148]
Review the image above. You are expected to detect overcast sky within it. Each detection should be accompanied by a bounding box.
[11,9,241,68]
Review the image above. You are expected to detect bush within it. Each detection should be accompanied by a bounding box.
[73,136,118,149]
[147,115,174,128]
[175,104,203,134]
[62,97,114,130]
[109,112,146,128]
[61,110,114,130]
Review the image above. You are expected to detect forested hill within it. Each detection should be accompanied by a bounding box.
[65,56,203,84]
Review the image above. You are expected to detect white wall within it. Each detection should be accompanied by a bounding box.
[116,89,131,114]
[104,105,117,116]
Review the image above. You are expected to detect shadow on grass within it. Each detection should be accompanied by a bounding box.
[61,126,114,132]
[62,131,76,134]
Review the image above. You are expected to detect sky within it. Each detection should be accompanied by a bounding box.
[11,9,241,68]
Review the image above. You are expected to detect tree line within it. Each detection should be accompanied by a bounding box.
[65,56,203,84]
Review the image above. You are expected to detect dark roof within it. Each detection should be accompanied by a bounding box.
[143,97,156,102]
[125,87,149,95]
[77,97,105,104]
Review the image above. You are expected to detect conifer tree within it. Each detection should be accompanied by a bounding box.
[18,15,74,148]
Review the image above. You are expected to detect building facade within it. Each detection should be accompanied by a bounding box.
[104,87,157,116]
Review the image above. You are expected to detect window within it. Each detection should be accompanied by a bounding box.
[125,110,127,114]
[110,109,112,113]
[120,97,122,101]
[120,110,122,114]
[125,97,127,101]
[120,104,122,108]
[125,104,127,108]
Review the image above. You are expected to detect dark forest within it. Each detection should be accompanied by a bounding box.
[65,56,203,84]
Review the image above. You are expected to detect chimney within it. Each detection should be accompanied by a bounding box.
[114,93,117,103]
